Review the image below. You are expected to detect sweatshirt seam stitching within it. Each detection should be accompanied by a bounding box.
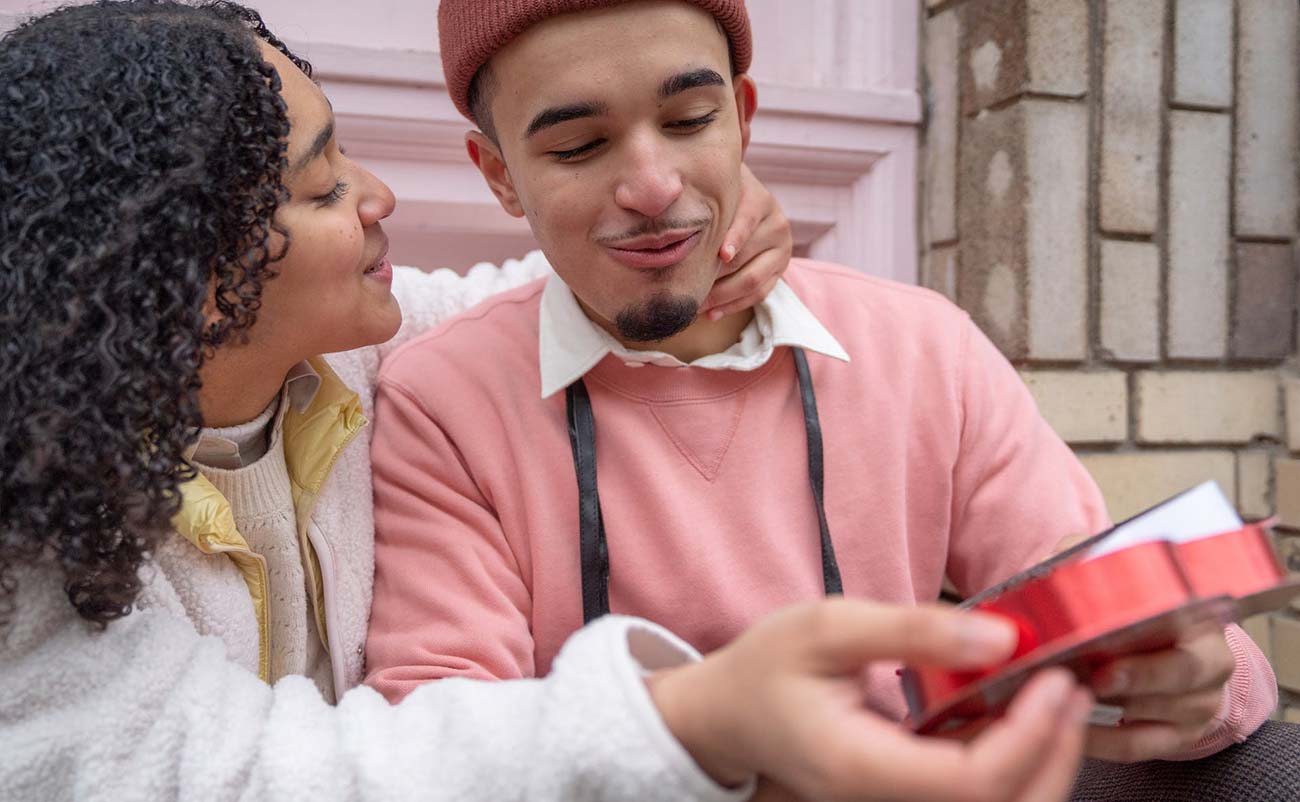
[381,281,546,369]
[648,390,747,482]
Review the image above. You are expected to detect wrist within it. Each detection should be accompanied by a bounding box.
[646,659,751,788]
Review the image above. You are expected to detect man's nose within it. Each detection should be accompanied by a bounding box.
[613,134,684,219]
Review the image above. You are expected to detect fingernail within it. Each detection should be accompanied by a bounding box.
[722,243,737,260]
[1039,669,1075,705]
[956,615,1016,660]
[708,309,724,321]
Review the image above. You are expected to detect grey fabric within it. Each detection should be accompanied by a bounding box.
[1071,721,1300,802]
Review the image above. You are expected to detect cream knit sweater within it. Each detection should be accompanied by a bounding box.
[197,415,337,701]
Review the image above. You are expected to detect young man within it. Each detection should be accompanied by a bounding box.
[366,0,1275,769]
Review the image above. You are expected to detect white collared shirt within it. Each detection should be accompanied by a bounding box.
[538,274,850,398]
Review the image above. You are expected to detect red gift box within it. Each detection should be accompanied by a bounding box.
[901,483,1300,735]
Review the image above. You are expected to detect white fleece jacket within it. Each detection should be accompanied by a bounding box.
[0,254,750,802]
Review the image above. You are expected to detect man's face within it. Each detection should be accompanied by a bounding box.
[470,0,756,342]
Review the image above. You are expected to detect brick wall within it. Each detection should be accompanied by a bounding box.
[921,0,1300,720]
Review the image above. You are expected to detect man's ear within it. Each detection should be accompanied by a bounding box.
[732,74,758,155]
[466,131,525,218]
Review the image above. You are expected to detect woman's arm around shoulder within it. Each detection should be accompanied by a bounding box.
[0,563,747,802]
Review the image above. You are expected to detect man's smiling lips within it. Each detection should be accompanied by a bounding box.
[602,229,702,270]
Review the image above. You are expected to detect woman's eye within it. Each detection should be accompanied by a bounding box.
[550,139,604,162]
[666,110,720,130]
[315,180,350,205]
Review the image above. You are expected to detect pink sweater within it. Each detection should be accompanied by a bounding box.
[366,260,1274,753]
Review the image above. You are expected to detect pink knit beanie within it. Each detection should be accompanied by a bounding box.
[438,0,752,121]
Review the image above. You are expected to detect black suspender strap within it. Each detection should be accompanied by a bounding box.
[793,347,842,595]
[566,378,611,623]
[565,347,841,624]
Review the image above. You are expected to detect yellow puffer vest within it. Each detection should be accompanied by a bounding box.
[170,356,367,681]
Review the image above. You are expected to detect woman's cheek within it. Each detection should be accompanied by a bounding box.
[320,222,364,279]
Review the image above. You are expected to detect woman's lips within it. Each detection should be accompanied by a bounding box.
[364,256,393,284]
[603,230,702,270]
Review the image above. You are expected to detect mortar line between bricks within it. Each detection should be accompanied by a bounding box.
[1235,235,1296,245]
[1157,0,1174,365]
[1168,101,1232,113]
[1097,231,1158,244]
[977,90,1088,116]
[1227,0,1243,358]
[1086,0,1104,368]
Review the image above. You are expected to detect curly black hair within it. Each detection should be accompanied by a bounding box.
[0,0,313,625]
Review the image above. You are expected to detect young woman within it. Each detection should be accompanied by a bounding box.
[0,3,1091,802]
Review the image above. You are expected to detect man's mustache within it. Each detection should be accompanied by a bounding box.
[594,214,713,245]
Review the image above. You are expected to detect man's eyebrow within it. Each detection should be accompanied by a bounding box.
[659,68,725,99]
[524,101,609,139]
[290,120,334,174]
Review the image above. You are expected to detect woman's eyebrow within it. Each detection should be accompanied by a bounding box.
[289,119,334,174]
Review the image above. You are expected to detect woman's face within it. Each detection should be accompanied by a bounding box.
[234,42,401,359]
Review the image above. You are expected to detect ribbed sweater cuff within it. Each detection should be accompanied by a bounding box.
[1162,623,1278,762]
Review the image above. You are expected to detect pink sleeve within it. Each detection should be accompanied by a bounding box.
[364,374,536,702]
[945,316,1112,596]
[1162,623,1277,761]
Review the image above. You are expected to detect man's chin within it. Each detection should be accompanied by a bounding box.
[614,291,700,342]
